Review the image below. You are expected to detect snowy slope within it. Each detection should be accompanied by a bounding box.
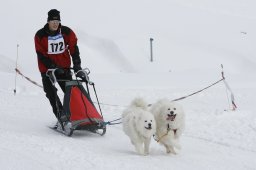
[1,71,256,170]
[1,0,256,170]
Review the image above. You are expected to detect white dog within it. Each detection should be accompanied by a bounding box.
[150,98,185,154]
[122,98,156,155]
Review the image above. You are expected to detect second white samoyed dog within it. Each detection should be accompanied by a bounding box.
[150,98,185,154]
[122,98,156,155]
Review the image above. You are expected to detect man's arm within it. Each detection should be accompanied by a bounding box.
[34,35,56,68]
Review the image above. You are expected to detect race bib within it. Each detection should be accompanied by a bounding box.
[48,34,65,54]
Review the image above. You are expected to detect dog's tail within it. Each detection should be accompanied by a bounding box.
[130,97,148,110]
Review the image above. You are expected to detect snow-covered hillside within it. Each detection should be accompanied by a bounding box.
[0,0,256,169]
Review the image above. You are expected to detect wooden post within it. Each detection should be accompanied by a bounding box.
[150,38,154,62]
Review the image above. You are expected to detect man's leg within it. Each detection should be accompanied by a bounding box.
[57,70,72,93]
[41,73,63,119]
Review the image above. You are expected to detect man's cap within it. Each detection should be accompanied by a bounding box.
[47,9,61,21]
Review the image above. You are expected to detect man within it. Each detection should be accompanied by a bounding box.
[34,9,85,124]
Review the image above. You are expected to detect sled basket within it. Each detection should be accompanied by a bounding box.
[63,80,106,135]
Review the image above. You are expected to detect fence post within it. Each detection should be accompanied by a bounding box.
[150,38,154,62]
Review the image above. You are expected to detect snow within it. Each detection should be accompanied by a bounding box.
[1,0,256,169]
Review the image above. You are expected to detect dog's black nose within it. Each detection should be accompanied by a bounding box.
[148,123,151,127]
[170,111,174,115]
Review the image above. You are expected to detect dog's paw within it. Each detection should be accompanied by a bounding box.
[137,151,145,155]
[143,151,149,156]
[166,146,178,154]
[135,146,144,155]
[166,150,177,155]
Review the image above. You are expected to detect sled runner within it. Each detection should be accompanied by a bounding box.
[47,68,106,136]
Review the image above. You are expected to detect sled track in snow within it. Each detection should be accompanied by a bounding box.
[249,125,256,132]
[184,134,256,153]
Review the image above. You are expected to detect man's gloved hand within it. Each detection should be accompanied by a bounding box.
[76,71,87,82]
[47,63,64,76]
[55,68,65,76]
[73,64,82,73]
[73,64,88,82]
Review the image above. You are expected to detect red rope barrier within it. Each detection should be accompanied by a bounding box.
[15,68,43,88]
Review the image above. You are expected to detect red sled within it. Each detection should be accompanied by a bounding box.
[62,80,106,136]
[47,68,106,136]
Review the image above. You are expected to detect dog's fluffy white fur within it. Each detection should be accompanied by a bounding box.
[150,98,185,154]
[122,98,156,155]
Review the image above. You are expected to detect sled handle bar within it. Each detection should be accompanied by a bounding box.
[46,68,93,85]
[46,68,59,84]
